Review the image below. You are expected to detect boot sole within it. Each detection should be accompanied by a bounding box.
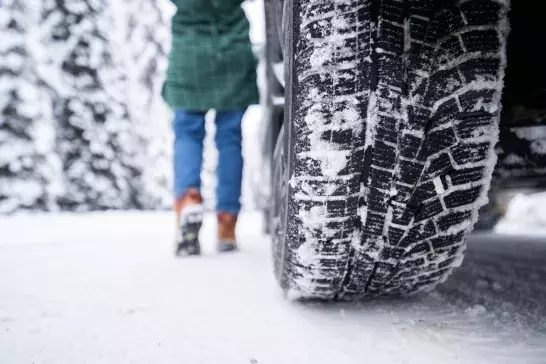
[217,242,238,253]
[175,205,204,257]
[175,221,202,257]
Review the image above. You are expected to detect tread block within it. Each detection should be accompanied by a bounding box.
[297,73,334,102]
[346,195,359,212]
[406,241,432,255]
[334,11,358,35]
[407,70,429,96]
[335,37,359,64]
[415,198,444,222]
[327,199,346,215]
[297,46,330,74]
[407,105,431,130]
[430,231,465,250]
[426,7,466,42]
[334,69,358,95]
[378,20,404,54]
[454,114,494,139]
[410,0,439,18]
[398,220,437,248]
[363,210,386,236]
[368,187,390,214]
[325,221,344,240]
[426,68,464,101]
[460,29,500,53]
[387,226,406,245]
[437,210,473,231]
[449,166,486,185]
[399,159,425,185]
[412,181,437,202]
[392,203,413,226]
[302,1,334,18]
[369,166,392,190]
[458,57,501,83]
[381,0,405,21]
[401,257,426,269]
[294,157,325,177]
[302,18,333,40]
[437,258,456,270]
[431,97,459,125]
[400,133,422,159]
[376,116,399,144]
[426,152,453,177]
[409,16,430,41]
[438,36,466,66]
[378,53,404,89]
[378,86,402,113]
[394,182,413,203]
[460,1,501,26]
[321,129,354,144]
[452,142,490,165]
[419,127,458,157]
[372,140,397,169]
[458,89,496,112]
[444,185,482,208]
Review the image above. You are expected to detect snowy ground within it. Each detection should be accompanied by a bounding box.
[1,210,546,364]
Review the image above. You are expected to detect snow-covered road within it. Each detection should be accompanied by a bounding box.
[1,212,545,364]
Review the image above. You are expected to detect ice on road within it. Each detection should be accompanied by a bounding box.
[1,212,545,364]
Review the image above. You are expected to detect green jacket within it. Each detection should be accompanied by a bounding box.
[163,0,259,111]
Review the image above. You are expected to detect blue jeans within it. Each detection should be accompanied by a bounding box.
[173,109,245,215]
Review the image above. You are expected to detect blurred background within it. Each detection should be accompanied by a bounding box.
[0,0,267,215]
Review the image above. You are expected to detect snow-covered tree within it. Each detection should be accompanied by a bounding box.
[39,0,171,211]
[112,0,172,209]
[0,0,171,213]
[38,0,136,211]
[0,0,62,214]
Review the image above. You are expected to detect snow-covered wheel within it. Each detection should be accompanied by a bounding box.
[270,0,509,300]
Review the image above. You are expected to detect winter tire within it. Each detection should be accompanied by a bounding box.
[270,0,509,300]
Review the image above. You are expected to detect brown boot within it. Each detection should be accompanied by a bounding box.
[174,188,202,221]
[217,212,238,252]
[174,188,203,256]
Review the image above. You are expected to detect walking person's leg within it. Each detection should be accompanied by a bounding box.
[214,109,246,252]
[173,110,207,256]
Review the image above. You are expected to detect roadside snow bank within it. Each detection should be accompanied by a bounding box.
[495,192,546,236]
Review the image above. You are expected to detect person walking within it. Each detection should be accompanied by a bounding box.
[163,0,259,256]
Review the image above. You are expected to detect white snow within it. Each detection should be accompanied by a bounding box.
[310,45,333,69]
[495,192,546,236]
[242,0,265,46]
[432,177,445,195]
[1,212,545,364]
[465,304,487,318]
